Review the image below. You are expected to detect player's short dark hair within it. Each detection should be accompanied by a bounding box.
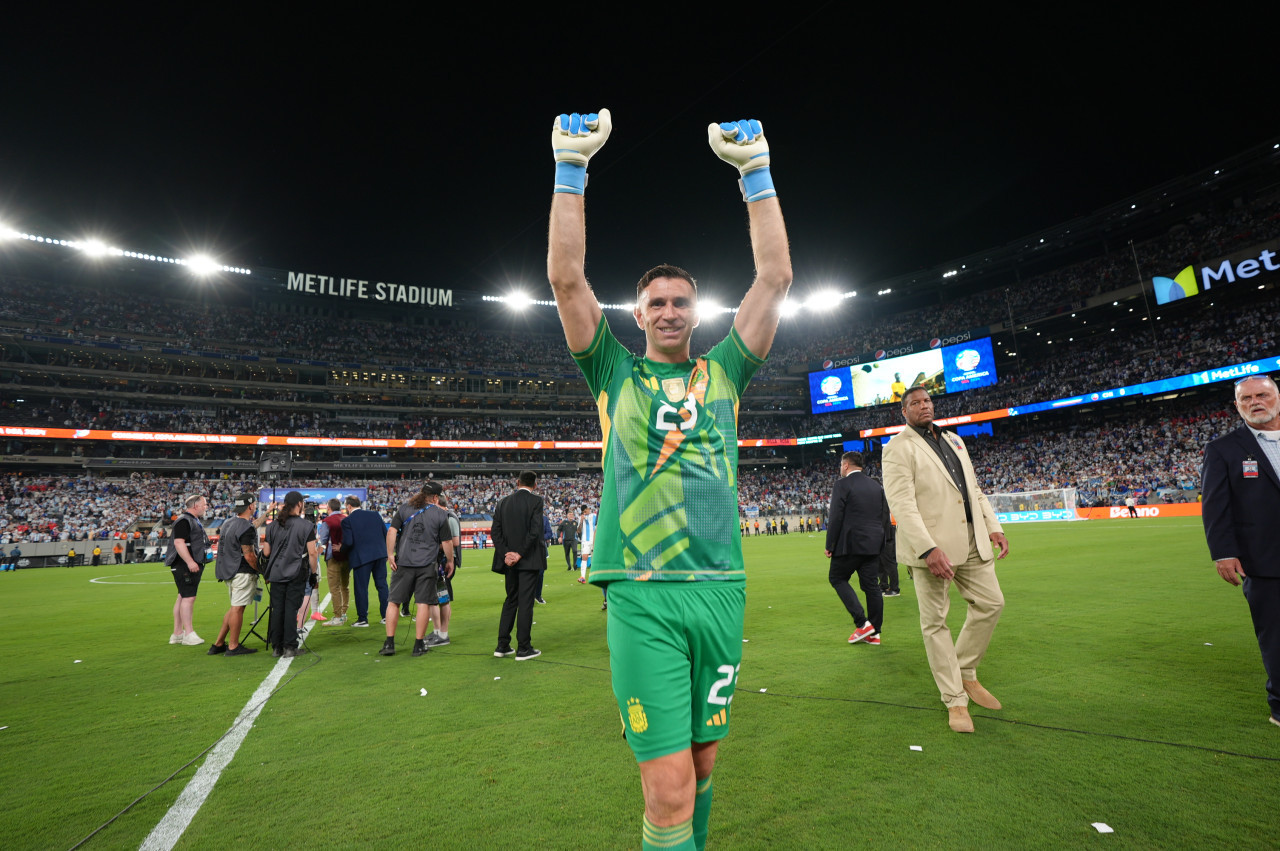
[636,264,697,303]
[518,471,537,487]
[345,495,361,509]
[901,385,929,407]
[842,451,864,468]
[328,498,342,511]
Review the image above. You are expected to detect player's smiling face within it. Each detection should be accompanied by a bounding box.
[635,276,699,363]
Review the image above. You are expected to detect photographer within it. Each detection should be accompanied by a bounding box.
[262,491,318,658]
[166,494,210,646]
[380,481,453,657]
[208,495,269,657]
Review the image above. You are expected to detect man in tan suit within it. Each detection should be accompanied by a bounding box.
[882,386,1010,733]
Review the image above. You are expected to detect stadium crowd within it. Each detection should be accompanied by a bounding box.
[3,194,1277,383]
[1,180,1277,546]
[0,389,1238,544]
[764,193,1280,371]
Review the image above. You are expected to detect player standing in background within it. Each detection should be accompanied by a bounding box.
[547,109,792,851]
[576,506,604,609]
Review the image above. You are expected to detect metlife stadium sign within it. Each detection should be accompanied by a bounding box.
[286,271,453,307]
[1153,240,1280,305]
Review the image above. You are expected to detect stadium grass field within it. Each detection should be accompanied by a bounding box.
[3,518,1277,850]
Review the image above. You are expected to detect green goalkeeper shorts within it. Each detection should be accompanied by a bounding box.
[606,580,745,763]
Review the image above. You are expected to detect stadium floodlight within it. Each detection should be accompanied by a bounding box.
[186,254,220,276]
[779,298,801,318]
[699,299,723,317]
[508,291,533,310]
[805,290,842,312]
[79,239,109,258]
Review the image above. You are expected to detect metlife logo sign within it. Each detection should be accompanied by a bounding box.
[1153,240,1280,305]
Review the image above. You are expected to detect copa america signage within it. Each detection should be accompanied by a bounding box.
[286,271,453,308]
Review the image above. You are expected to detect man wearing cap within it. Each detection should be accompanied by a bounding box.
[208,495,269,657]
[382,481,455,657]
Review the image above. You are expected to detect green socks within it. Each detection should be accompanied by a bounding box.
[642,814,694,850]
[693,774,713,850]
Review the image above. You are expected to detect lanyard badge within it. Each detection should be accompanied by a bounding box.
[1243,459,1259,479]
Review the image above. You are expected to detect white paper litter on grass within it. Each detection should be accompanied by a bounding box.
[910,745,923,751]
[420,688,427,696]
[74,660,82,664]
[742,639,749,643]
[0,726,8,731]
[494,677,501,681]
[1091,823,1113,833]
[1204,643,1212,646]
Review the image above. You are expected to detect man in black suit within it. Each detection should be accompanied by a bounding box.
[340,495,389,628]
[1202,375,1280,728]
[491,471,547,660]
[825,451,892,645]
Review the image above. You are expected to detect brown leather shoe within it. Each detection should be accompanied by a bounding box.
[963,679,1002,710]
[948,705,974,733]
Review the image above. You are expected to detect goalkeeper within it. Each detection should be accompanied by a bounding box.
[547,109,792,851]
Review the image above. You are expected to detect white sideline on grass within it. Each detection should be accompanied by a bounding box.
[139,593,330,851]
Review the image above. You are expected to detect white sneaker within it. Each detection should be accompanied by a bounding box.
[181,632,205,646]
[169,633,184,645]
[323,615,345,626]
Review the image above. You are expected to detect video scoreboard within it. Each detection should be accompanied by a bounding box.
[808,337,998,415]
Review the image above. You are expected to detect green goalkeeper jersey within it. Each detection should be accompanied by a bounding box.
[572,317,764,584]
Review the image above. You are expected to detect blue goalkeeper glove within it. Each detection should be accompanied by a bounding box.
[707,118,775,202]
[551,109,612,195]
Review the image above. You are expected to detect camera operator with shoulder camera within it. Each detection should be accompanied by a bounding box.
[208,495,269,657]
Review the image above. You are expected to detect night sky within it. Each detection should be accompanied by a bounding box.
[3,9,1274,309]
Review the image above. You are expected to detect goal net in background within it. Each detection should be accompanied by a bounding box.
[988,487,1081,521]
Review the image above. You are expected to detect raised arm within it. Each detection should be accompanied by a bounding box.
[547,110,611,352]
[708,119,794,359]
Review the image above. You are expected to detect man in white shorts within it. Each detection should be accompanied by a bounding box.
[208,495,269,657]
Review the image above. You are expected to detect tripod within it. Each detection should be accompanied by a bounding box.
[246,581,272,647]
[247,460,287,648]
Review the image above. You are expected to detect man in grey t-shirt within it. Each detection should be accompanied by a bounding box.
[381,481,455,657]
